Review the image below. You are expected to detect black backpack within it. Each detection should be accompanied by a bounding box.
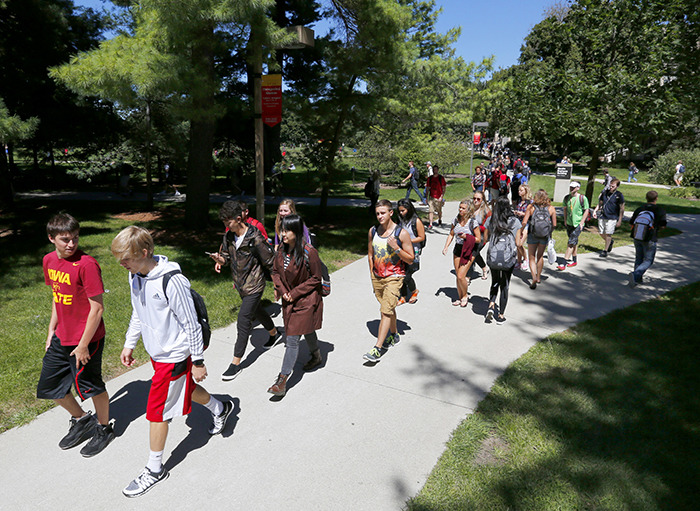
[410,216,426,249]
[162,270,211,350]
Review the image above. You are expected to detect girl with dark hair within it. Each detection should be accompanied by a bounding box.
[269,214,324,396]
[483,196,522,323]
[396,198,426,304]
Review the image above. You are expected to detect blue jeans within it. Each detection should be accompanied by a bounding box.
[633,240,656,282]
[405,180,425,202]
[628,171,637,183]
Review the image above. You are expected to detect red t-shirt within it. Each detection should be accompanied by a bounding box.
[246,217,269,241]
[426,174,446,199]
[43,250,106,346]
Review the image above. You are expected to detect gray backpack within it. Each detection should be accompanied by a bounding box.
[531,205,553,238]
[487,230,517,270]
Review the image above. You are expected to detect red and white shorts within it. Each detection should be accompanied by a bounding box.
[146,358,195,422]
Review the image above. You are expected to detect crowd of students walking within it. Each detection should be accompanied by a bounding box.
[35,153,666,497]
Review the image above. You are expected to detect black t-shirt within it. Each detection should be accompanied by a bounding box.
[630,203,667,242]
[598,189,625,219]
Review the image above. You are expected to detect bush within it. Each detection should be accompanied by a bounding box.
[669,187,698,199]
[648,148,700,185]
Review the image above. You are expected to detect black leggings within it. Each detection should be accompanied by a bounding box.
[473,241,486,269]
[400,266,417,297]
[489,268,513,314]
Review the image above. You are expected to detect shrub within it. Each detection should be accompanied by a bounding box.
[648,148,700,185]
[669,187,698,199]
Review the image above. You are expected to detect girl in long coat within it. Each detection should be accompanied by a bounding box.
[268,214,324,396]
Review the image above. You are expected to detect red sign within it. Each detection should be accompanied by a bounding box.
[261,74,282,127]
[473,132,481,145]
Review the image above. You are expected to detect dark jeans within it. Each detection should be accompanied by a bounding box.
[405,180,425,202]
[633,240,657,282]
[489,268,513,314]
[235,292,275,358]
[281,332,319,375]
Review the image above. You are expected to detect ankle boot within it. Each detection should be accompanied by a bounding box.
[303,349,323,371]
[267,373,289,396]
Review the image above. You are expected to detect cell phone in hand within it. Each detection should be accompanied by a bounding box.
[205,251,216,256]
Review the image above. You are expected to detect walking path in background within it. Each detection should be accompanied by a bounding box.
[1,202,698,511]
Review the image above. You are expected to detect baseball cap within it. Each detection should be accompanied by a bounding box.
[426,161,431,165]
[569,181,581,189]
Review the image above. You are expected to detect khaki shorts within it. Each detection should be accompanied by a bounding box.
[371,275,404,315]
[598,218,617,235]
[428,197,443,217]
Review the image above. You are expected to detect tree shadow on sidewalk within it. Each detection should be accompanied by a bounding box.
[165,396,240,472]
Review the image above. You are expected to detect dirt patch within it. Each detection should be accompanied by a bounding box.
[112,211,163,222]
[473,434,510,467]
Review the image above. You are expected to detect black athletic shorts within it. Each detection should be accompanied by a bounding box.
[36,334,106,401]
[566,224,582,246]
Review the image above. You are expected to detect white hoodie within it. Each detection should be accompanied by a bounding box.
[124,255,204,363]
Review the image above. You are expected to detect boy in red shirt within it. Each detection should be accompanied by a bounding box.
[37,212,114,457]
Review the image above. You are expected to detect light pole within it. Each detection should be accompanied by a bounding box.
[470,121,489,179]
[254,25,314,222]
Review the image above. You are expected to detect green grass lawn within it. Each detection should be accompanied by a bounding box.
[408,281,700,511]
[0,200,369,432]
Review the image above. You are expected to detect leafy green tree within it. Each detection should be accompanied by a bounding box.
[498,0,692,202]
[53,0,289,228]
[0,98,38,207]
[0,0,105,164]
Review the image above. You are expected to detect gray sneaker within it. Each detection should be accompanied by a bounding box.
[59,412,97,450]
[123,467,169,498]
[363,347,384,363]
[628,272,638,288]
[381,332,401,349]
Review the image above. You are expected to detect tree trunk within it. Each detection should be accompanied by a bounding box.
[319,74,357,217]
[185,119,215,228]
[184,24,216,230]
[0,144,15,210]
[585,146,601,205]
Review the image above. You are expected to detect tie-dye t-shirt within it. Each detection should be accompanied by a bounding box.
[372,226,405,278]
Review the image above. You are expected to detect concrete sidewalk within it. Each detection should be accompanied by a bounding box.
[1,204,698,511]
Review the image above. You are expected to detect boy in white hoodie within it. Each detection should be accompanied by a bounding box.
[112,226,233,498]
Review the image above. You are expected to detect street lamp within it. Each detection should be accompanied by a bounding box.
[470,121,489,179]
[254,25,314,222]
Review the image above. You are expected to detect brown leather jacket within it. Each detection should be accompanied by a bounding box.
[222,225,274,297]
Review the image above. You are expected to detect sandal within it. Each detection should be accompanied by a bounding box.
[481,267,490,280]
[460,297,469,307]
[452,300,461,306]
[408,290,419,304]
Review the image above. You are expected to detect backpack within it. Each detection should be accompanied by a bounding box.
[303,244,331,297]
[410,216,426,249]
[632,210,655,241]
[531,205,553,238]
[162,270,211,350]
[498,175,510,194]
[487,229,517,270]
